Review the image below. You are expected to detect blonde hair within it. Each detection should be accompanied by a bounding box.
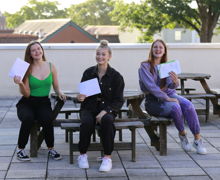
[97,40,112,55]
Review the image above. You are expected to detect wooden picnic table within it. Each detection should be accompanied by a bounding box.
[178,72,220,115]
[178,73,211,95]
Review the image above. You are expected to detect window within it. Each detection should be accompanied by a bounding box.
[175,31,181,41]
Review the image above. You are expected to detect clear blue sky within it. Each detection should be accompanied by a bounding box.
[0,0,140,14]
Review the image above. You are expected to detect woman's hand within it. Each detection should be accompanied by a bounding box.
[96,110,107,124]
[166,97,179,104]
[58,92,66,101]
[169,71,179,85]
[13,76,23,85]
[77,94,87,102]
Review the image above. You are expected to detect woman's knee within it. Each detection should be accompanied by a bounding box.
[170,103,182,118]
[80,110,95,127]
[101,114,114,126]
[18,112,35,123]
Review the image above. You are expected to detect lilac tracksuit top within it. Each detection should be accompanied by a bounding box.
[138,62,200,134]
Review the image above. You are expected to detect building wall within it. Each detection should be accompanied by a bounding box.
[162,28,200,43]
[119,28,141,43]
[212,34,220,42]
[1,43,220,97]
[46,25,96,43]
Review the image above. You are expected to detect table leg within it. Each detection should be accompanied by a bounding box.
[69,130,73,164]
[30,124,39,157]
[36,98,65,152]
[180,79,185,95]
[129,98,160,150]
[199,79,220,114]
[159,123,167,156]
[131,128,136,162]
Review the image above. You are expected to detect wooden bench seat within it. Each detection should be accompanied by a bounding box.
[176,88,196,94]
[211,89,220,96]
[60,115,171,164]
[182,93,216,122]
[59,107,80,119]
[61,120,144,164]
[210,89,220,115]
[142,116,172,155]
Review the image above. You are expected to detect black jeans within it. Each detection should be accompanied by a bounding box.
[16,96,54,149]
[78,109,116,155]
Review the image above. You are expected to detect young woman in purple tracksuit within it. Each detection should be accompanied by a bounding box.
[138,39,207,154]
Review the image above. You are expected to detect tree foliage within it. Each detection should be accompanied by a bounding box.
[111,0,174,42]
[112,0,220,42]
[4,0,67,28]
[151,0,220,42]
[67,0,117,27]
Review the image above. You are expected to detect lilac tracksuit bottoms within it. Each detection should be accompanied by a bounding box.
[145,93,200,134]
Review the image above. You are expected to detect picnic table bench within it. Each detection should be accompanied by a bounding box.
[178,73,220,115]
[61,119,144,164]
[30,91,172,159]
[181,93,216,122]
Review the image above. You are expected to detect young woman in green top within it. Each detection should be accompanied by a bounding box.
[14,41,65,161]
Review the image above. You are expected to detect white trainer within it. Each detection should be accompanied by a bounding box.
[78,154,89,169]
[179,134,193,152]
[193,139,207,155]
[99,157,112,172]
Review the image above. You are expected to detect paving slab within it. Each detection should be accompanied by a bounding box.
[126,168,166,177]
[164,167,206,176]
[87,168,126,178]
[47,169,86,178]
[170,176,211,180]
[0,171,6,179]
[160,160,199,168]
[196,159,220,167]
[129,176,169,180]
[6,169,46,179]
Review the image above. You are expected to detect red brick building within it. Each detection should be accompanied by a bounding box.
[14,19,98,43]
[0,33,38,43]
[85,25,120,43]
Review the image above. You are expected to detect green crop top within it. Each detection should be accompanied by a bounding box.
[29,63,53,97]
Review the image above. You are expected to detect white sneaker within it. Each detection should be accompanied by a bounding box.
[193,139,207,155]
[99,157,112,172]
[78,154,89,169]
[179,134,193,152]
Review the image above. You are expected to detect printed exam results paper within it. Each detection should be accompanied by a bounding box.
[157,60,181,78]
[79,78,101,97]
[9,58,30,80]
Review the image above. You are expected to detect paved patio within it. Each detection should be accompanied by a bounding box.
[0,96,220,180]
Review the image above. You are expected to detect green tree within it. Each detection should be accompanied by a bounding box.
[111,0,173,42]
[152,0,220,42]
[4,0,67,28]
[67,0,117,27]
[112,0,220,42]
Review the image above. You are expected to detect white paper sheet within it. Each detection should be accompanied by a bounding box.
[79,78,101,97]
[9,58,30,80]
[157,60,181,78]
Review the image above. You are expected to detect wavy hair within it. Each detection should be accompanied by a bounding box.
[24,41,46,64]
